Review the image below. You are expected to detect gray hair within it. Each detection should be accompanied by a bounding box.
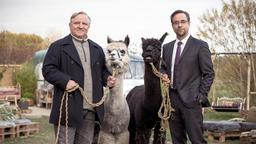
[70,11,91,24]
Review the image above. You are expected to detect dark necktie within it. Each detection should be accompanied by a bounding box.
[173,41,182,88]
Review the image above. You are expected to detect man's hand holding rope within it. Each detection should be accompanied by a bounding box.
[107,75,116,88]
[65,75,116,91]
[162,74,171,87]
[66,80,79,91]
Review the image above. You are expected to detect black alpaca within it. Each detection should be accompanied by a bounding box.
[126,33,168,144]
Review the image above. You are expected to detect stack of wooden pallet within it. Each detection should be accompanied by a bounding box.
[0,122,39,142]
[16,122,39,138]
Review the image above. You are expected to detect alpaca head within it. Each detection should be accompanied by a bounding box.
[141,33,168,63]
[106,35,130,74]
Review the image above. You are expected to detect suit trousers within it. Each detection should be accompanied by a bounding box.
[54,109,95,144]
[169,90,207,144]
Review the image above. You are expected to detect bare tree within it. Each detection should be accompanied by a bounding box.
[43,28,63,48]
[197,0,256,107]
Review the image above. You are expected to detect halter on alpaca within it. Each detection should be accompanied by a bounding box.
[97,36,130,144]
[126,33,168,144]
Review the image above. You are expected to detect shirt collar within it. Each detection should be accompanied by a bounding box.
[71,33,88,42]
[175,34,190,45]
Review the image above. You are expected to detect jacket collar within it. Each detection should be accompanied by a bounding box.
[173,35,193,64]
[179,36,193,61]
[169,35,193,64]
[61,35,82,67]
[60,34,101,68]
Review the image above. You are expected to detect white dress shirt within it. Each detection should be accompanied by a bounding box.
[171,34,190,85]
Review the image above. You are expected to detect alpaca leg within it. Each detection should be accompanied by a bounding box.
[129,128,136,144]
[136,129,151,144]
[97,131,115,144]
[153,122,166,144]
[116,130,130,144]
[92,123,100,144]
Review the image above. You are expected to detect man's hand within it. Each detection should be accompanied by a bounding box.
[66,80,78,90]
[162,74,170,86]
[107,76,116,88]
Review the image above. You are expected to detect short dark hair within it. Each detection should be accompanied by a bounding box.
[70,11,91,24]
[170,10,190,24]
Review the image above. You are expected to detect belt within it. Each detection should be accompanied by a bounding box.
[170,88,178,93]
[82,109,95,119]
[83,109,95,113]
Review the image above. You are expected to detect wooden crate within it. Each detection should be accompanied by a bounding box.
[0,126,16,142]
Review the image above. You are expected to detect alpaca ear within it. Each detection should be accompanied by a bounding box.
[107,36,113,43]
[159,32,168,44]
[124,35,130,47]
[141,38,145,43]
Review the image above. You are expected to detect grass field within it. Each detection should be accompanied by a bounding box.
[3,109,241,144]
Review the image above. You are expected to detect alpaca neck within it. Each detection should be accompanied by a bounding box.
[110,74,124,98]
[144,62,161,103]
[105,74,125,110]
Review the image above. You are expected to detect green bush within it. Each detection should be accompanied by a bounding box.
[14,62,37,101]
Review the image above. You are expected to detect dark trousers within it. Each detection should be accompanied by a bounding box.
[169,90,207,144]
[54,109,95,144]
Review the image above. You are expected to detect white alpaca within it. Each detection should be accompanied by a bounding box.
[98,36,130,144]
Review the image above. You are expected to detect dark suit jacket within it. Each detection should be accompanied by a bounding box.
[42,34,110,127]
[161,36,214,108]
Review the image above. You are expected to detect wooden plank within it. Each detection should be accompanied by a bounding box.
[0,64,21,68]
[205,131,241,142]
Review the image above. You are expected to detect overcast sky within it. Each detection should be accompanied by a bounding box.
[0,0,223,47]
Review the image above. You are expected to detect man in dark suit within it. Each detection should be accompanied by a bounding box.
[43,11,115,144]
[161,10,215,144]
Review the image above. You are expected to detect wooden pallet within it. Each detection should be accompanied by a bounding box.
[28,122,40,135]
[205,131,241,142]
[240,130,256,143]
[0,122,40,142]
[0,126,16,142]
[16,122,39,138]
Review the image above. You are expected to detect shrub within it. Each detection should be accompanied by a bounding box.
[14,62,37,101]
